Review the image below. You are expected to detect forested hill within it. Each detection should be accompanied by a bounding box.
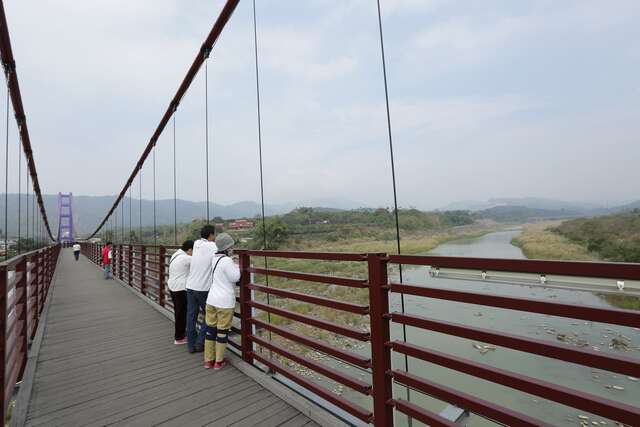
[553,210,640,262]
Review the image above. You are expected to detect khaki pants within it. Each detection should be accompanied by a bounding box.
[204,305,234,362]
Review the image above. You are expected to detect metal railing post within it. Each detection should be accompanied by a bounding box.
[239,252,253,364]
[158,246,166,305]
[368,253,393,427]
[36,250,43,315]
[127,245,133,286]
[117,245,123,280]
[0,265,7,422]
[140,246,146,294]
[16,256,28,380]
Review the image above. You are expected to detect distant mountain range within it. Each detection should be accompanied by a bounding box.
[441,197,635,214]
[0,194,364,237]
[0,194,637,238]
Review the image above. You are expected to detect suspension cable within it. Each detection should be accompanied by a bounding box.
[121,201,124,245]
[4,85,8,259]
[375,0,412,415]
[0,3,54,241]
[17,129,20,254]
[25,167,29,244]
[172,110,177,245]
[251,0,273,345]
[204,52,211,223]
[153,148,157,246]
[139,171,142,243]
[86,0,240,239]
[129,185,132,243]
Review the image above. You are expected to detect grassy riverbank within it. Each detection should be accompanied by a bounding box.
[511,222,595,261]
[512,220,639,311]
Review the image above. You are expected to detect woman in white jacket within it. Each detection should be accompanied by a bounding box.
[203,233,240,370]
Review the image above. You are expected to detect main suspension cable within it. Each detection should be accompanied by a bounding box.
[85,0,240,239]
[375,0,412,415]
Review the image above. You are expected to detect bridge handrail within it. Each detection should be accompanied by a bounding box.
[79,243,640,426]
[0,244,60,420]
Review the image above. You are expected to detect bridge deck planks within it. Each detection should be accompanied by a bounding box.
[25,250,319,427]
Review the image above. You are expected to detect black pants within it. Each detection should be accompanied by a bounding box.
[170,290,187,340]
[73,251,80,261]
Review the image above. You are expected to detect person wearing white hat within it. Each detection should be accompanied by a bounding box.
[203,233,239,370]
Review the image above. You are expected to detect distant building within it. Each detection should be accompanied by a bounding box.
[228,219,254,230]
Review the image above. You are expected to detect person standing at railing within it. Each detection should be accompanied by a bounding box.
[203,233,239,370]
[101,241,113,279]
[167,240,194,345]
[185,225,218,353]
[72,242,81,261]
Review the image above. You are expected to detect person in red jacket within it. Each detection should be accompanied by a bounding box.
[101,241,113,279]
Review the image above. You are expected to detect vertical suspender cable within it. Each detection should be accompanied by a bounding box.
[31,187,34,244]
[139,172,142,243]
[204,53,211,223]
[25,169,29,244]
[172,111,177,245]
[153,148,157,246]
[252,0,272,343]
[121,201,124,245]
[129,185,132,243]
[375,0,412,416]
[17,127,21,253]
[4,86,8,259]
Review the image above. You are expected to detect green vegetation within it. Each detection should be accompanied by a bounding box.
[511,222,594,261]
[513,215,640,312]
[552,209,640,262]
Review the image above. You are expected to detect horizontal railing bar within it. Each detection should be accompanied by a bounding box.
[389,313,640,377]
[390,283,640,328]
[249,267,367,288]
[251,352,373,422]
[249,301,370,342]
[391,374,550,427]
[389,255,640,281]
[391,341,640,425]
[228,338,241,350]
[248,284,369,314]
[250,335,371,394]
[238,249,367,262]
[391,399,458,427]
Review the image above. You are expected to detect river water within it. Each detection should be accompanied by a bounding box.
[340,229,640,426]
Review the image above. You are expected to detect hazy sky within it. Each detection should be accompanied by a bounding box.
[4,0,640,213]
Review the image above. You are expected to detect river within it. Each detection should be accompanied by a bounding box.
[338,229,640,426]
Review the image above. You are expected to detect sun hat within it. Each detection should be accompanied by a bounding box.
[215,233,235,252]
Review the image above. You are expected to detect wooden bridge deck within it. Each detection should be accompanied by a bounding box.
[23,250,320,427]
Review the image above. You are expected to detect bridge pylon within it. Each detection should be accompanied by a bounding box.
[56,192,75,243]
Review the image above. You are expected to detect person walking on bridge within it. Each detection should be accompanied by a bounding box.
[101,241,113,279]
[203,233,240,370]
[185,225,217,353]
[72,242,81,261]
[167,240,193,345]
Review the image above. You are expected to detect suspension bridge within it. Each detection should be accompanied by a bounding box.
[1,1,639,426]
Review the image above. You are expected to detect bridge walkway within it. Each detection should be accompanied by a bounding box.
[23,250,319,427]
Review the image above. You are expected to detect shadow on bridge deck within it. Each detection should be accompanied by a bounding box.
[22,250,320,427]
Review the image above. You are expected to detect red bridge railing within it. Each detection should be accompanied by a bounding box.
[0,244,60,420]
[79,243,640,426]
